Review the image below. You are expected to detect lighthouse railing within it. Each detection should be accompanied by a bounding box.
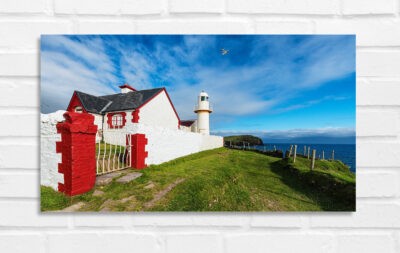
[194,103,213,111]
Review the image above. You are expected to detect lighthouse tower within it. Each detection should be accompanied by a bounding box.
[194,91,213,135]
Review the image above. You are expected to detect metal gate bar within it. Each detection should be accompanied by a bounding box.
[96,131,131,175]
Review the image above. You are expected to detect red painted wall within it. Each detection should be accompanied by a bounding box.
[132,109,140,123]
[56,112,97,196]
[127,133,148,169]
[66,92,87,113]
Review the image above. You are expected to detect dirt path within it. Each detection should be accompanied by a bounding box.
[144,178,185,209]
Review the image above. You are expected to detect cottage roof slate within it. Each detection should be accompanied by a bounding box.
[75,88,163,114]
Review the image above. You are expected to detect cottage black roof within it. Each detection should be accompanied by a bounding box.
[74,88,164,114]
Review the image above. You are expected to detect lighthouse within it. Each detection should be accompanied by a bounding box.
[194,90,213,135]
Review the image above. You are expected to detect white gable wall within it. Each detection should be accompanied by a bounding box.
[139,90,179,129]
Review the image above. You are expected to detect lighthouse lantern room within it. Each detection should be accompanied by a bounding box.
[194,90,213,135]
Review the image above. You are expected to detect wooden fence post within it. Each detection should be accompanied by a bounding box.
[293,145,297,163]
[310,149,316,170]
[289,145,293,157]
[322,150,325,160]
[307,147,310,159]
[332,150,335,160]
[274,145,276,151]
[304,145,306,156]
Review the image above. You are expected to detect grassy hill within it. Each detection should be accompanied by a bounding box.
[41,147,355,212]
[224,135,263,146]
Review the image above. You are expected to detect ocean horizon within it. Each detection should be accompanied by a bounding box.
[255,143,356,172]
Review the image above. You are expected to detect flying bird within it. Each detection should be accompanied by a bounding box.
[221,48,229,55]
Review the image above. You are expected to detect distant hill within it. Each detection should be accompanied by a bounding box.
[224,135,263,146]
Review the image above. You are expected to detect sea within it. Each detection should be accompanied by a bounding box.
[254,143,356,173]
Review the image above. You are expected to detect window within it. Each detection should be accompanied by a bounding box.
[107,112,126,129]
[74,106,83,113]
[201,96,206,101]
[111,114,123,127]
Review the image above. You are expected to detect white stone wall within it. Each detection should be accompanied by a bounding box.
[40,110,65,190]
[103,123,223,165]
[127,124,223,165]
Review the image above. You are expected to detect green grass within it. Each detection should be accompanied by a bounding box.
[41,147,355,212]
[96,142,125,156]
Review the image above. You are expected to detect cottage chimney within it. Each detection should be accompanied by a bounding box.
[119,84,136,93]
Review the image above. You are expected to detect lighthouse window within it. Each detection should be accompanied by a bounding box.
[201,96,206,101]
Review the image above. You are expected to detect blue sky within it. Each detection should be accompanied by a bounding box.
[41,35,355,144]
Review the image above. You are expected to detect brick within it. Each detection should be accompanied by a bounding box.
[73,215,131,227]
[342,0,396,15]
[0,172,38,198]
[55,0,163,15]
[54,0,120,14]
[0,113,38,136]
[0,21,72,49]
[0,144,38,169]
[357,143,400,167]
[357,110,398,136]
[0,80,38,107]
[227,0,340,15]
[0,0,46,14]
[336,234,396,253]
[225,234,333,253]
[357,172,399,197]
[0,53,37,76]
[250,214,304,227]
[0,201,68,227]
[169,0,224,13]
[132,215,193,226]
[315,18,400,46]
[358,51,400,78]
[310,203,400,228]
[192,215,249,227]
[358,79,400,105]
[166,234,222,253]
[135,20,253,33]
[121,0,164,15]
[0,234,45,253]
[48,233,159,253]
[255,20,313,34]
[77,20,134,33]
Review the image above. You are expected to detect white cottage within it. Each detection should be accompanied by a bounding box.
[66,84,181,132]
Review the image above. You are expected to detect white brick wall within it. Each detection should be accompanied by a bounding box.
[1,0,399,252]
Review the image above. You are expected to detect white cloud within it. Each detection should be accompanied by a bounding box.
[41,34,355,129]
[213,127,355,138]
[41,36,118,113]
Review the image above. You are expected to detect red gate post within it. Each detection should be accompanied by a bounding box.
[56,112,98,196]
[127,133,148,169]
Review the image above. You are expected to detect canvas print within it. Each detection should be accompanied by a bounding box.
[40,35,355,212]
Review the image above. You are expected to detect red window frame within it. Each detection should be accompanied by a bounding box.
[107,112,126,129]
